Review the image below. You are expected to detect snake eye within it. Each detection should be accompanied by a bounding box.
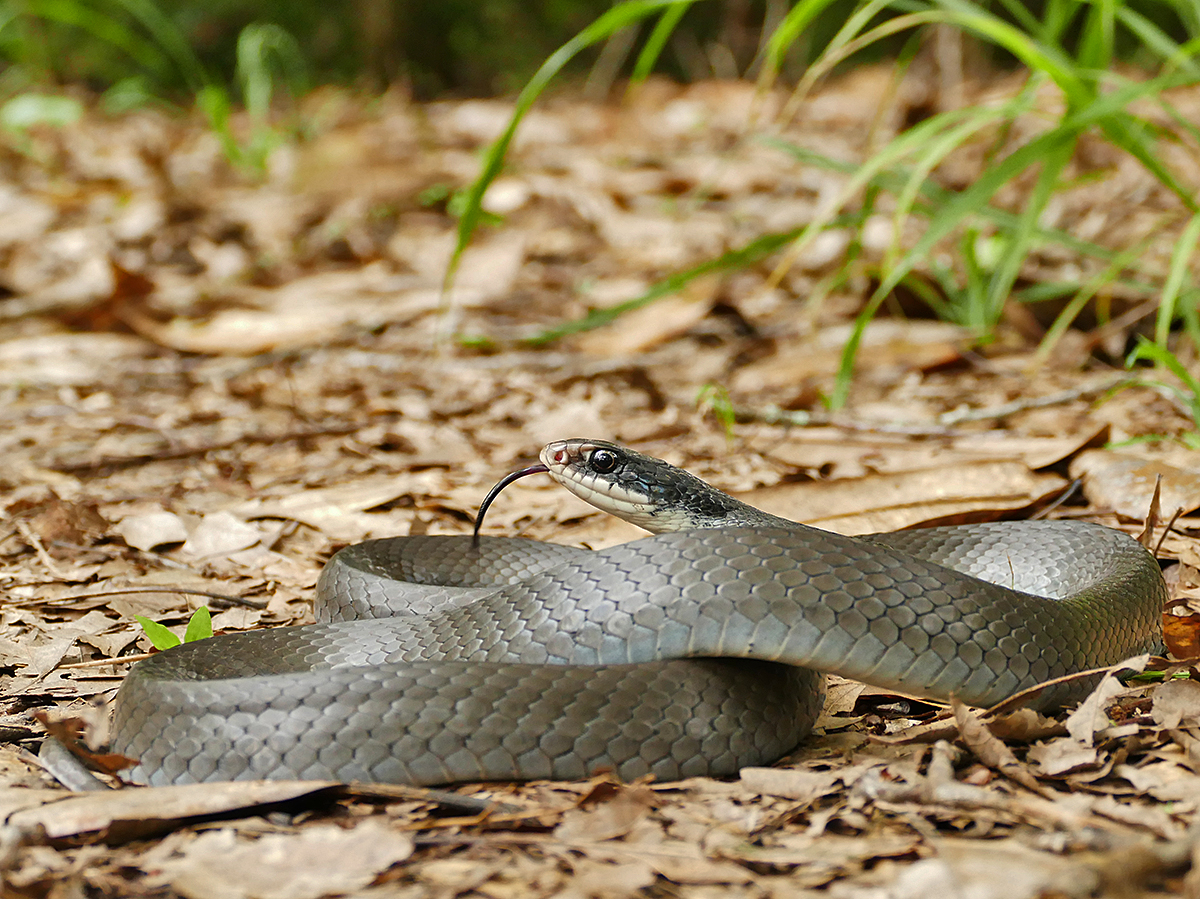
[588,449,618,473]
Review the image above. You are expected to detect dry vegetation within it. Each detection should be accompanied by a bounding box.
[2,71,1200,897]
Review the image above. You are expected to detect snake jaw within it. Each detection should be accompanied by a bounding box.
[541,439,723,534]
[541,439,665,531]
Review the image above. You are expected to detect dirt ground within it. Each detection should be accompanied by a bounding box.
[2,70,1200,897]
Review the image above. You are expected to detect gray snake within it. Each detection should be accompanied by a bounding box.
[111,439,1166,785]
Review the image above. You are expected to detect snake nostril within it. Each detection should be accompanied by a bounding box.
[554,449,568,464]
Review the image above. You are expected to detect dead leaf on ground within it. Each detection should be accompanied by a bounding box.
[1071,450,1200,519]
[5,781,342,842]
[143,819,413,899]
[739,460,1067,534]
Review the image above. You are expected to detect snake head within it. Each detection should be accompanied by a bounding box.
[474,439,776,539]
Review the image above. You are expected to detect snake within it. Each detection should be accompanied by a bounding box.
[111,438,1166,786]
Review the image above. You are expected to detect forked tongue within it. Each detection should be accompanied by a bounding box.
[472,463,550,543]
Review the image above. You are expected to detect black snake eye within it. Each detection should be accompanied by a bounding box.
[589,449,618,473]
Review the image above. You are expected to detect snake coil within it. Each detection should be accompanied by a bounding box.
[112,439,1165,785]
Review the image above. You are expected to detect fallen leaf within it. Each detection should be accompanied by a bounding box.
[148,819,413,899]
[1070,450,1200,518]
[1026,737,1099,777]
[554,786,654,842]
[179,512,263,559]
[739,461,1066,534]
[951,699,1042,792]
[5,781,341,842]
[1151,679,1200,729]
[115,509,189,551]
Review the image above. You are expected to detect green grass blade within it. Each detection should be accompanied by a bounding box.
[829,126,1076,408]
[982,136,1075,330]
[19,0,175,76]
[1077,0,1116,71]
[1034,237,1155,364]
[1156,212,1200,345]
[931,0,1088,106]
[988,0,1046,40]
[630,1,692,83]
[110,0,210,90]
[445,0,693,295]
[1098,111,1199,212]
[764,136,1129,266]
[759,0,841,85]
[1116,6,1200,76]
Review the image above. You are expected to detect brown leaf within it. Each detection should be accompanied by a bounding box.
[574,274,721,356]
[1164,605,1200,660]
[951,699,1043,792]
[739,767,843,803]
[1026,737,1100,777]
[1070,450,1200,519]
[146,819,412,899]
[739,461,1066,535]
[35,713,133,777]
[6,781,342,842]
[553,785,654,842]
[1064,663,1145,747]
[1151,679,1200,729]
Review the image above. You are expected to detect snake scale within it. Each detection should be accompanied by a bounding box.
[111,439,1166,786]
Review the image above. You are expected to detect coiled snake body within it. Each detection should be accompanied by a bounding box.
[112,439,1165,785]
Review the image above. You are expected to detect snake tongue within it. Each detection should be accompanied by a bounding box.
[473,463,551,541]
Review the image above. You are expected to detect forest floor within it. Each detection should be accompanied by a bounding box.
[2,68,1200,897]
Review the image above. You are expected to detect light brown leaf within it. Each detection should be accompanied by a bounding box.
[739,461,1066,535]
[952,699,1042,792]
[148,820,412,899]
[1151,679,1200,729]
[1071,450,1200,519]
[6,782,341,841]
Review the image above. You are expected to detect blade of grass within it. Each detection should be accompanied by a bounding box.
[1115,6,1200,76]
[932,0,1088,107]
[630,1,693,83]
[111,0,209,90]
[832,62,1200,407]
[764,136,1130,265]
[757,0,841,93]
[1034,235,1158,364]
[829,126,1077,407]
[980,136,1075,331]
[445,0,695,296]
[19,0,178,77]
[1156,212,1200,345]
[766,102,1016,304]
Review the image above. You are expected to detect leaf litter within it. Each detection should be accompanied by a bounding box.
[0,71,1198,897]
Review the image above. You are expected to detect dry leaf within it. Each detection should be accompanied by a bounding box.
[739,461,1066,534]
[1151,679,1200,729]
[147,820,412,899]
[951,699,1042,792]
[6,782,341,841]
[1071,450,1200,518]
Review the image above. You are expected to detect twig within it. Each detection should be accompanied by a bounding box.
[14,521,78,582]
[4,587,267,610]
[740,374,1132,436]
[937,377,1129,425]
[979,660,1147,720]
[58,652,154,669]
[50,422,363,474]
